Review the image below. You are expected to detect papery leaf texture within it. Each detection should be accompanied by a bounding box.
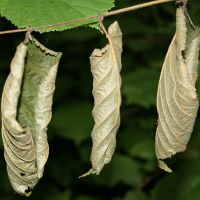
[155,6,200,172]
[1,34,62,196]
[0,0,114,32]
[89,21,122,175]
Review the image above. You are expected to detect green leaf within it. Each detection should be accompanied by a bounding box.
[130,139,155,160]
[119,116,155,154]
[152,158,200,200]
[51,101,93,145]
[124,190,148,200]
[95,154,142,187]
[46,191,71,200]
[0,0,114,32]
[74,196,95,200]
[122,68,159,108]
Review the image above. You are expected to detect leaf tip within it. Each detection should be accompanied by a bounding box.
[78,168,96,178]
[158,160,172,173]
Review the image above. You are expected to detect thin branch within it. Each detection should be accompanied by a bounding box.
[0,0,174,35]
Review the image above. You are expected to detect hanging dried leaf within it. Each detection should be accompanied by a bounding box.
[86,21,123,175]
[176,4,187,53]
[155,6,200,172]
[1,34,62,196]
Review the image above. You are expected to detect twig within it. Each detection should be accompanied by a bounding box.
[0,0,174,35]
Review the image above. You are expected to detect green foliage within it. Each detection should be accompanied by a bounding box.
[74,196,93,200]
[47,191,71,200]
[51,101,93,145]
[0,0,114,32]
[130,139,155,160]
[124,190,148,200]
[152,158,200,200]
[95,154,142,187]
[122,68,159,108]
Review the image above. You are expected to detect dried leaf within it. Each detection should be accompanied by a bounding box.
[1,35,62,196]
[88,21,122,175]
[176,6,187,52]
[155,6,200,172]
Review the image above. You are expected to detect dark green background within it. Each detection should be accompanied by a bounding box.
[1,0,200,199]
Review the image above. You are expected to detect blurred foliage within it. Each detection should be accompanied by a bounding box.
[1,0,200,199]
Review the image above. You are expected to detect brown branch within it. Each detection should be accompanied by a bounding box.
[0,0,174,35]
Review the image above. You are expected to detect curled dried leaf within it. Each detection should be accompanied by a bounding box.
[88,21,122,175]
[176,6,187,53]
[155,6,200,172]
[1,43,36,195]
[1,35,62,196]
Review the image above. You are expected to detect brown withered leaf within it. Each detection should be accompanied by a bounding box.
[80,21,122,177]
[90,21,122,175]
[155,6,200,172]
[1,35,62,196]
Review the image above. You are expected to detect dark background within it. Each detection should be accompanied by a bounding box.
[1,0,200,199]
